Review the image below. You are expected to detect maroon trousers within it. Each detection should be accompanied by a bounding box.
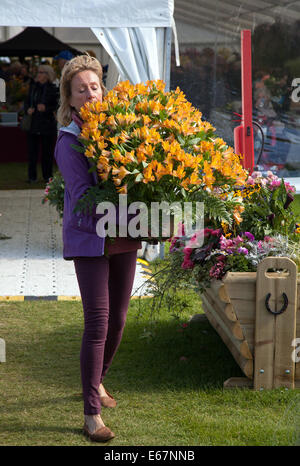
[74,251,137,415]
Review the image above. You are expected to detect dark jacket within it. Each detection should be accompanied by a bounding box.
[24,80,58,135]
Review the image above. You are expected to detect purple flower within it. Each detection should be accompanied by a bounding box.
[244,232,255,242]
[237,247,248,255]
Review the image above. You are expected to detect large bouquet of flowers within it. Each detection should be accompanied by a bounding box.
[72,80,247,221]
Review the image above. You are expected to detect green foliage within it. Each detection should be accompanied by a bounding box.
[241,178,298,240]
[41,171,65,217]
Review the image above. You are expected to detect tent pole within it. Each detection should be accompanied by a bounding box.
[163,27,172,92]
[160,26,172,260]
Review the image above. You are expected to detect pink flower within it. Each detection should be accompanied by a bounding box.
[220,235,233,250]
[181,258,194,269]
[176,222,185,236]
[284,182,296,193]
[251,171,261,179]
[234,235,243,245]
[270,179,281,189]
[211,229,221,236]
[209,260,225,279]
[204,228,213,236]
[246,176,255,185]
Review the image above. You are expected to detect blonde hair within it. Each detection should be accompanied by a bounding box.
[38,64,56,83]
[57,54,106,127]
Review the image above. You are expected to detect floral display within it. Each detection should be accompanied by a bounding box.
[162,171,300,294]
[72,79,247,219]
[42,172,65,218]
[41,80,300,284]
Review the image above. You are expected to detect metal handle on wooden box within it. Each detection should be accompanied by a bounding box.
[265,292,288,315]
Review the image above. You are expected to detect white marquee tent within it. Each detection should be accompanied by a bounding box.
[0,0,178,89]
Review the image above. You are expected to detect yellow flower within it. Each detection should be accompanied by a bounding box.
[112,165,130,180]
[107,115,117,129]
[189,171,201,185]
[143,164,155,183]
[109,136,119,145]
[117,184,128,194]
[119,130,130,143]
[173,164,186,180]
[85,145,96,158]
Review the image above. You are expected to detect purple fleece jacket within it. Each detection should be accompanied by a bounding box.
[54,123,105,259]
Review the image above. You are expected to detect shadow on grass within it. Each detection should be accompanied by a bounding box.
[112,315,244,392]
[0,394,82,416]
[6,310,244,396]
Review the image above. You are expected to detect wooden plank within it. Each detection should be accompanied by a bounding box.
[204,290,253,359]
[225,377,300,389]
[202,294,253,379]
[229,298,255,353]
[240,340,253,360]
[203,290,245,341]
[229,298,255,325]
[224,303,237,322]
[296,362,300,381]
[223,377,253,389]
[218,284,231,303]
[254,257,297,390]
[224,280,256,302]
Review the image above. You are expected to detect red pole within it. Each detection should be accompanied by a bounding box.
[234,30,254,173]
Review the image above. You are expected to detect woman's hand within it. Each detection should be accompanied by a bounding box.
[27,107,35,115]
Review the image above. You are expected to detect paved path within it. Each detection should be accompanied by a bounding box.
[0,190,151,300]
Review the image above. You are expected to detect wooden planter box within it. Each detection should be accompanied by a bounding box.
[201,257,300,390]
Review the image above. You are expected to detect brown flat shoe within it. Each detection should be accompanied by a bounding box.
[83,423,115,442]
[99,388,117,408]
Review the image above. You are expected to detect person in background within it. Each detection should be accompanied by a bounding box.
[23,64,58,183]
[53,50,74,72]
[19,62,33,88]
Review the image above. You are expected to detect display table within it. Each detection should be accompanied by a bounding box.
[0,126,57,163]
[0,125,29,162]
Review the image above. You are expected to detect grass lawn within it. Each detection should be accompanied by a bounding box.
[0,295,299,446]
[0,162,55,190]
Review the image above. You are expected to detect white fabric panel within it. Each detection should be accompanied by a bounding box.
[0,0,173,27]
[92,27,164,84]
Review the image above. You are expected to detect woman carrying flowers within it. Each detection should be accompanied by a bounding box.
[55,55,141,443]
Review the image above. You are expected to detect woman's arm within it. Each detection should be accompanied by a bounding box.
[55,132,96,207]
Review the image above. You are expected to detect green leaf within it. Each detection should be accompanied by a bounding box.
[70,144,85,154]
[135,173,143,182]
[177,134,185,146]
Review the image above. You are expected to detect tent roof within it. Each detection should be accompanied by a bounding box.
[0,27,81,57]
[174,0,300,40]
[0,0,173,28]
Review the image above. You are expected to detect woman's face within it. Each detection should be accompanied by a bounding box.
[69,70,103,113]
[36,68,49,84]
